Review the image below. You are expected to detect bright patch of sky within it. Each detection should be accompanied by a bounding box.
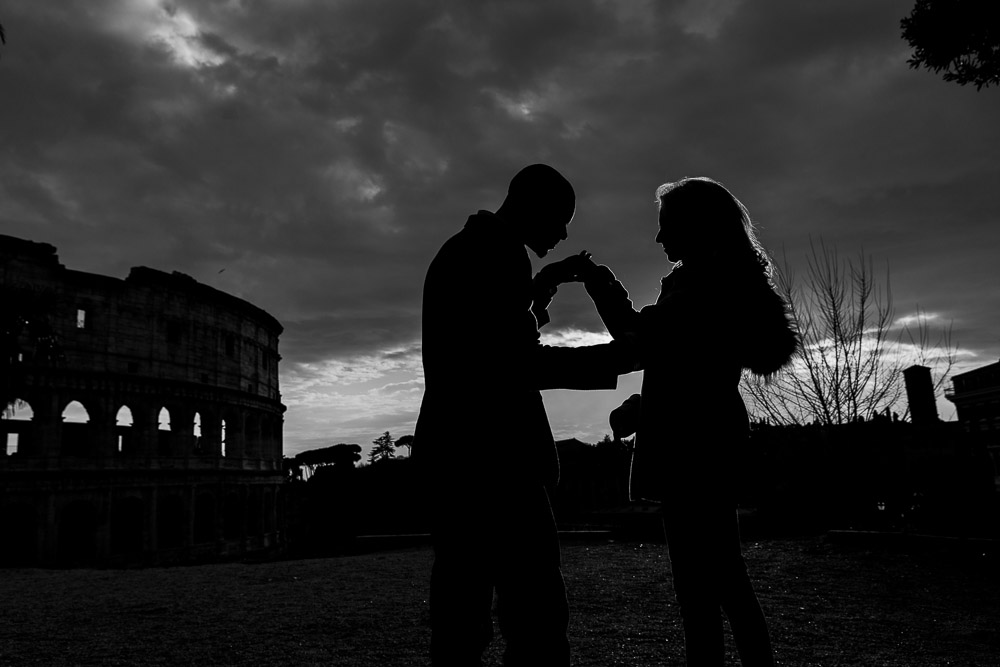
[106,0,226,69]
[324,160,384,203]
[673,0,744,38]
[540,328,614,348]
[486,88,539,120]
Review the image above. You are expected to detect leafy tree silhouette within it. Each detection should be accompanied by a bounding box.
[395,434,414,456]
[368,431,395,464]
[901,0,1000,90]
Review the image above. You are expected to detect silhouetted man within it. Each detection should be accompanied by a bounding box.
[413,164,628,666]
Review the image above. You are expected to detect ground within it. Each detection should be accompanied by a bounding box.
[1,536,998,666]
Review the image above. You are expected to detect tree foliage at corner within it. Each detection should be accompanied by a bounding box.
[368,431,396,464]
[900,0,1000,90]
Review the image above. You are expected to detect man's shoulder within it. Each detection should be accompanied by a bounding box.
[437,211,522,260]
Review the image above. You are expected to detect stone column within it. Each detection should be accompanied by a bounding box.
[34,394,62,459]
[184,484,196,549]
[132,404,159,461]
[93,401,119,461]
[148,485,159,553]
[227,412,245,461]
[41,492,58,565]
[171,405,194,461]
[201,411,222,459]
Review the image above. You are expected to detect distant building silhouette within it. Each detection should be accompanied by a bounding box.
[903,364,939,425]
[946,358,1000,490]
[947,359,1000,433]
[1,235,285,566]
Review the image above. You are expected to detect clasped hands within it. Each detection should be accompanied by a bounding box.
[532,250,641,376]
[535,250,600,288]
[531,251,599,327]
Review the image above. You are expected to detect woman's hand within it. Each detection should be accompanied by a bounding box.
[610,393,641,440]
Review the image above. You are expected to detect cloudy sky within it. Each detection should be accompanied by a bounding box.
[2,0,998,459]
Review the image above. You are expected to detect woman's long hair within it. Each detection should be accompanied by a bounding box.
[656,177,798,376]
[655,177,773,281]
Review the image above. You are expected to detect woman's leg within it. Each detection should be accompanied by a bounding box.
[719,512,775,667]
[664,509,727,667]
[665,503,775,667]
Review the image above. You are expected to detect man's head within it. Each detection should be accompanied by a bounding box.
[496,164,575,258]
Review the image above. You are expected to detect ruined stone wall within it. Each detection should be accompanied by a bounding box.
[1,234,287,566]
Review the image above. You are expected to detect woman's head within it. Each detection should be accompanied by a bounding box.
[654,177,771,276]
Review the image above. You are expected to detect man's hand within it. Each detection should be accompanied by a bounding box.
[537,250,599,286]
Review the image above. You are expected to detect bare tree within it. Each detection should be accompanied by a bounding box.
[742,239,957,425]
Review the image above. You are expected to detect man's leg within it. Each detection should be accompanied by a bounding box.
[494,484,570,667]
[430,508,495,666]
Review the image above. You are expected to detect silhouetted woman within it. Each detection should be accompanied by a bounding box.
[579,177,797,666]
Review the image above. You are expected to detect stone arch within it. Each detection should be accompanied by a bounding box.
[57,500,99,565]
[157,407,171,430]
[115,405,135,455]
[0,502,38,565]
[220,418,228,457]
[192,412,203,455]
[157,407,173,456]
[2,398,34,457]
[193,491,216,544]
[61,400,92,457]
[62,399,90,421]
[110,496,145,555]
[157,493,186,549]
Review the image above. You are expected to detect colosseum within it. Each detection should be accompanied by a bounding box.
[1,234,286,566]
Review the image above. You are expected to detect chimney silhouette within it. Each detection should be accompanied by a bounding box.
[904,365,939,425]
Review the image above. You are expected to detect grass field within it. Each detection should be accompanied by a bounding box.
[2,535,999,666]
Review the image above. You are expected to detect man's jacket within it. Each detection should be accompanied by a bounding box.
[413,211,622,491]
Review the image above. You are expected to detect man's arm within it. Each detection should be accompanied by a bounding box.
[532,339,634,390]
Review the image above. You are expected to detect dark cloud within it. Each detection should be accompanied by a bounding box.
[2,0,997,453]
